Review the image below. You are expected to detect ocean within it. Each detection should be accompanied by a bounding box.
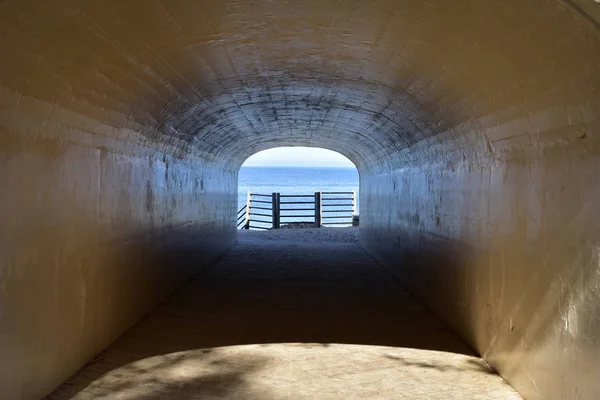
[238,167,360,228]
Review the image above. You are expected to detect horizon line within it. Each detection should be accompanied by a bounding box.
[241,165,356,169]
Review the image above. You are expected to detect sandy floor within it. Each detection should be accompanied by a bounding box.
[48,228,520,399]
[239,226,360,244]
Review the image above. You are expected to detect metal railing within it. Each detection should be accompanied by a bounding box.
[321,191,356,226]
[238,192,273,230]
[236,204,249,229]
[239,191,357,230]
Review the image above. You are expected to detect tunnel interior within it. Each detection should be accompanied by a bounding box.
[1,0,599,399]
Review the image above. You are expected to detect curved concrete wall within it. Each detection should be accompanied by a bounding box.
[0,0,599,399]
[0,88,237,398]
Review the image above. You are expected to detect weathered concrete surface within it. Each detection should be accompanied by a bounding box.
[0,88,236,399]
[1,0,599,399]
[48,229,520,399]
[361,141,600,400]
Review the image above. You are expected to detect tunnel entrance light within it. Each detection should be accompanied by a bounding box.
[238,191,357,230]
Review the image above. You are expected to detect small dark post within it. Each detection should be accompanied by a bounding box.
[272,192,280,229]
[276,192,281,229]
[244,191,251,229]
[314,191,322,228]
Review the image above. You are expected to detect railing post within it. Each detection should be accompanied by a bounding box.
[244,191,251,229]
[352,190,357,214]
[314,191,322,228]
[272,192,280,229]
[276,192,281,229]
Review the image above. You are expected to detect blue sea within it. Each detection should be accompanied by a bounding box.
[238,167,359,229]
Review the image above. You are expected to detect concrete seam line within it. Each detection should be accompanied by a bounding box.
[558,0,600,31]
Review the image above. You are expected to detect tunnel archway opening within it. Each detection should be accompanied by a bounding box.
[237,147,360,230]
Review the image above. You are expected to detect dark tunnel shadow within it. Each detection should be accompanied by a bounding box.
[46,227,493,399]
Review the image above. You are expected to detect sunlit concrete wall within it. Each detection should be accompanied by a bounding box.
[1,0,600,399]
[360,15,600,400]
[0,88,236,399]
[361,130,600,400]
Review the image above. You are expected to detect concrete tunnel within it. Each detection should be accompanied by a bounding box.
[1,0,599,398]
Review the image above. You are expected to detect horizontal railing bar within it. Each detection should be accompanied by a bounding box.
[250,193,272,197]
[237,216,246,222]
[322,222,352,225]
[248,225,270,230]
[237,206,247,214]
[250,216,272,221]
[322,216,352,219]
[322,210,354,213]
[279,195,315,198]
[250,206,272,211]
[250,214,272,219]
[321,203,354,207]
[280,201,314,205]
[280,208,315,211]
[322,198,353,201]
[250,200,272,204]
[280,215,315,218]
[250,208,271,212]
[321,192,354,194]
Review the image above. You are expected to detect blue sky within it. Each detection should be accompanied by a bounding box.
[242,147,355,168]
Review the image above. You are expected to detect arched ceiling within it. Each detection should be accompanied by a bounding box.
[1,0,599,172]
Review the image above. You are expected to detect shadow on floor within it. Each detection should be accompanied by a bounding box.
[48,229,508,399]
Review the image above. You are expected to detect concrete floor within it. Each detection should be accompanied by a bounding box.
[48,228,520,399]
